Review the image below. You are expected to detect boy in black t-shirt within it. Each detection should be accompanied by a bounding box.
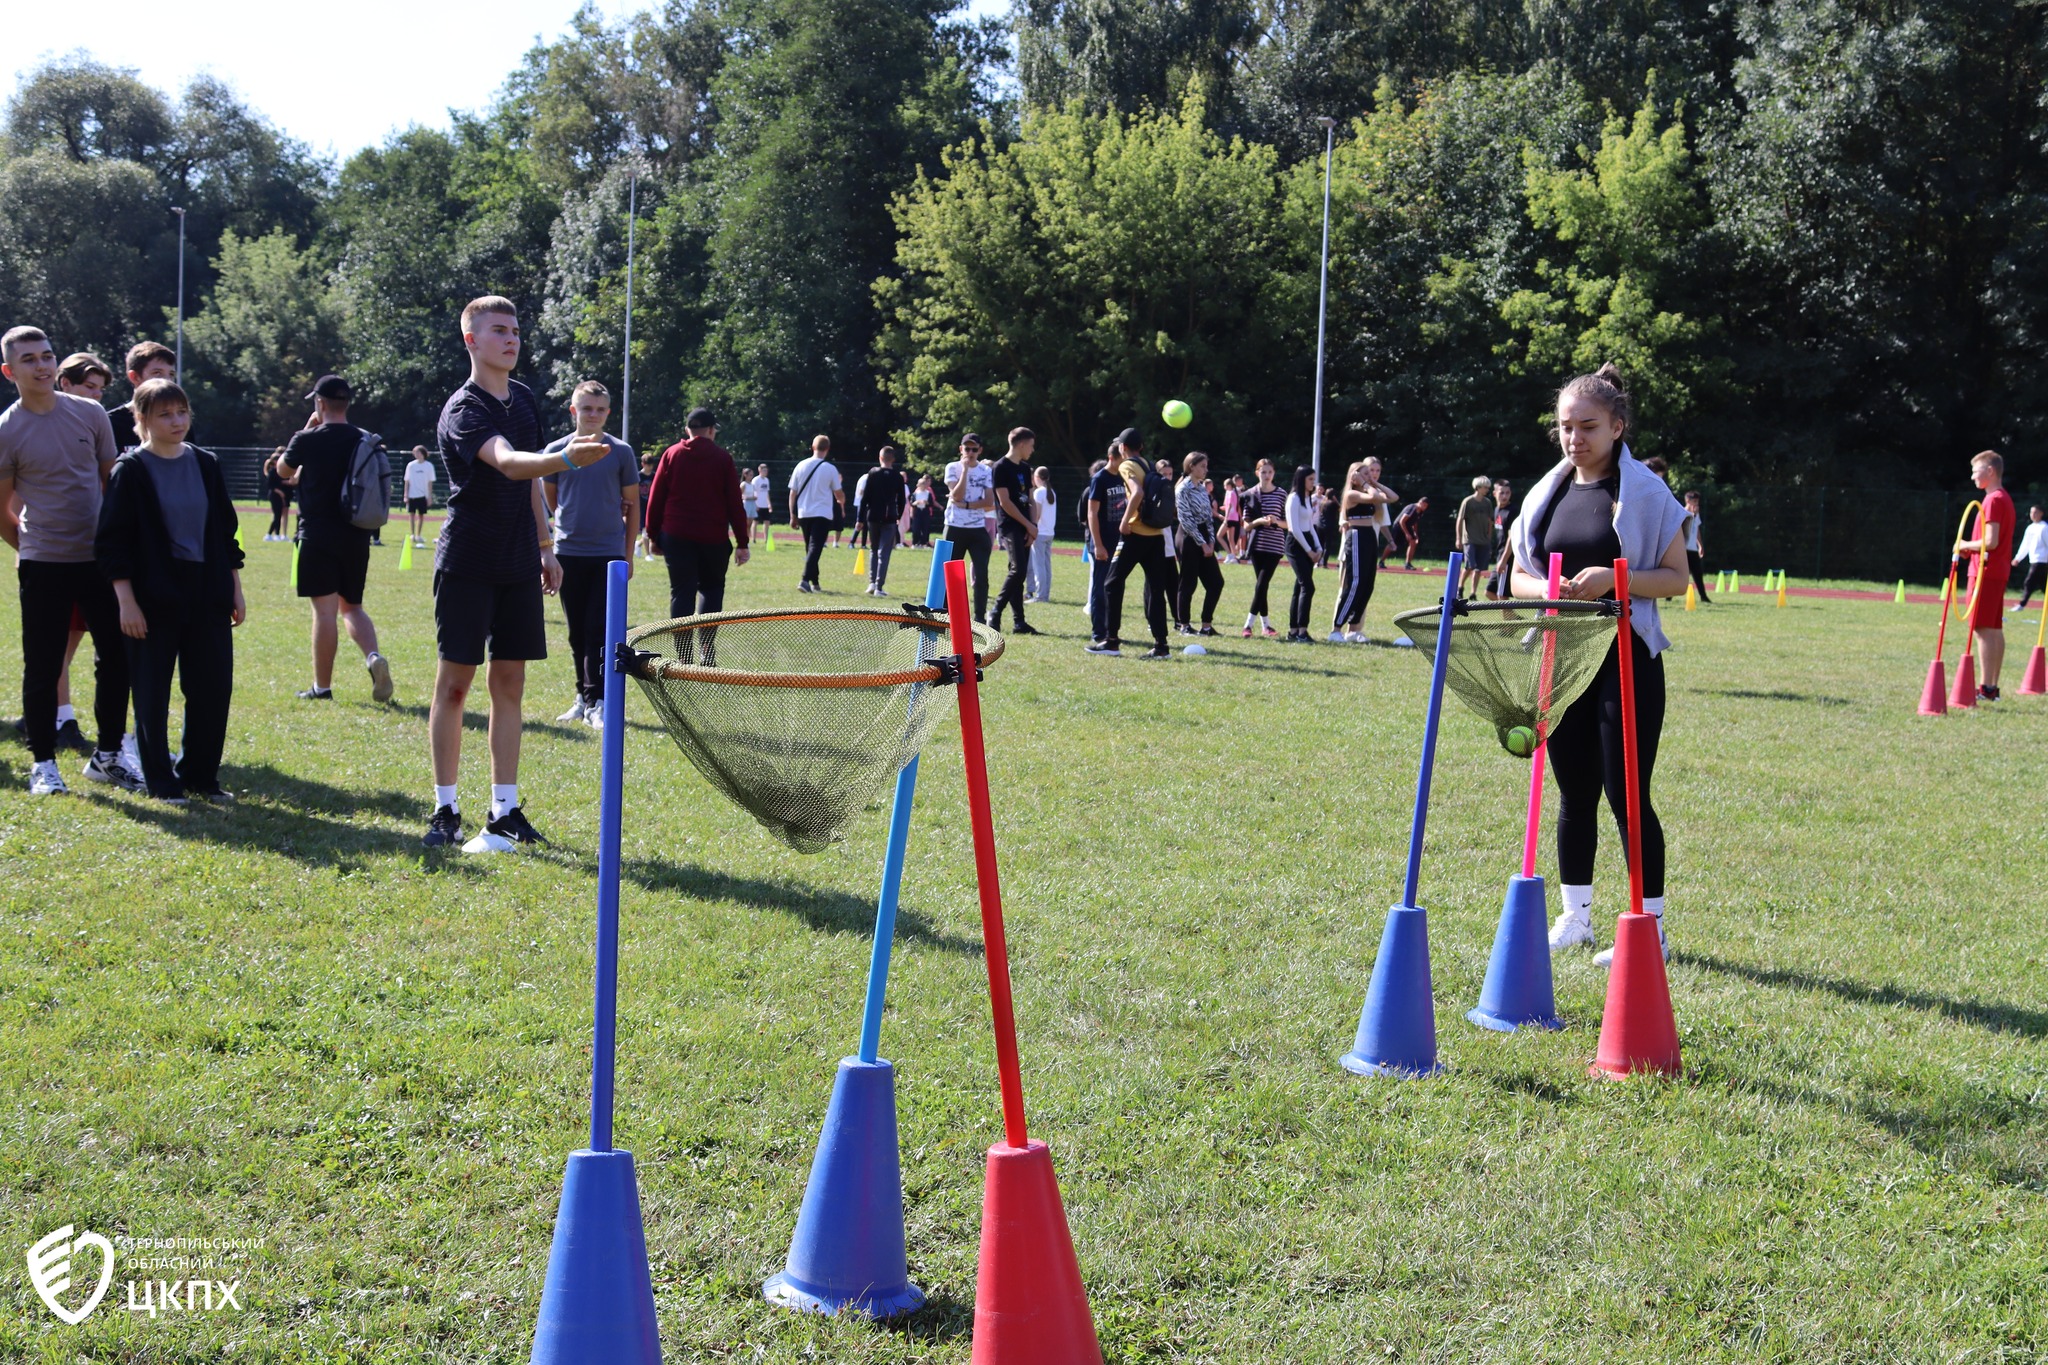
[279,374,393,704]
[988,427,1040,633]
[424,296,608,851]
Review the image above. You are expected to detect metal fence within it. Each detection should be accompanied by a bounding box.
[211,446,2036,588]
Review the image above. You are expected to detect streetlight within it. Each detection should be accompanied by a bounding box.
[1311,116,1336,485]
[622,170,637,446]
[171,206,187,383]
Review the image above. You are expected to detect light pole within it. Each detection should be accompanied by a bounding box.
[171,206,187,383]
[1311,116,1336,486]
[621,170,637,446]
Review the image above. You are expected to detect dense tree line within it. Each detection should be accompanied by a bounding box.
[2,0,2042,501]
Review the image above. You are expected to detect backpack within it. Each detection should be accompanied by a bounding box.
[341,429,392,530]
[1138,471,1176,529]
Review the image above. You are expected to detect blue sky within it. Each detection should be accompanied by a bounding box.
[5,0,1011,165]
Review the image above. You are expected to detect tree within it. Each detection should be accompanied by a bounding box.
[182,229,345,438]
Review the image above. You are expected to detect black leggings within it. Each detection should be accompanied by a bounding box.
[1331,527,1378,628]
[1285,540,1317,631]
[1687,550,1711,599]
[2016,561,2046,608]
[1175,533,1224,625]
[268,495,289,536]
[1548,630,1665,897]
[1247,549,1283,617]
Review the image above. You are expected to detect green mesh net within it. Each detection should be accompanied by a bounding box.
[1393,600,1622,753]
[620,608,1003,852]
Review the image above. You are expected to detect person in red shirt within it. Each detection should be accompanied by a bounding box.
[1959,449,2017,700]
[644,407,752,618]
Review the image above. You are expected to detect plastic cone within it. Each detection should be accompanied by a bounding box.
[1729,570,1740,593]
[765,529,777,552]
[234,522,244,550]
[1895,580,1907,604]
[763,1058,923,1318]
[2016,645,2046,695]
[1713,571,1725,594]
[530,1148,660,1364]
[1467,876,1561,1032]
[398,536,413,571]
[1588,913,1681,1079]
[853,546,867,576]
[1949,651,1978,709]
[1776,581,1787,608]
[970,1139,1102,1365]
[1684,582,1698,611]
[1340,905,1441,1076]
[1918,658,1949,716]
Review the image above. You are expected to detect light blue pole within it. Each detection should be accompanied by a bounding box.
[590,559,631,1150]
[856,540,954,1064]
[1402,552,1462,909]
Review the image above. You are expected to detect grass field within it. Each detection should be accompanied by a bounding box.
[2,512,2044,1363]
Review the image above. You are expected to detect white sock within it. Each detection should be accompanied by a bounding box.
[1641,896,1665,919]
[1244,613,1256,629]
[1259,615,1272,629]
[56,703,75,724]
[435,784,458,813]
[1563,884,1594,921]
[365,650,382,665]
[490,783,519,819]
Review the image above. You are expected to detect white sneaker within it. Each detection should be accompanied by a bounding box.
[1327,630,1349,643]
[1548,909,1595,949]
[1346,632,1369,644]
[1594,918,1669,967]
[120,734,142,783]
[556,697,589,723]
[29,759,67,795]
[584,702,605,730]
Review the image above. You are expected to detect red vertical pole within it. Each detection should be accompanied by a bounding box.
[944,559,1030,1149]
[1612,558,1646,917]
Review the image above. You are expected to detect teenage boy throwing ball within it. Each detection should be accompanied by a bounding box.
[425,296,609,850]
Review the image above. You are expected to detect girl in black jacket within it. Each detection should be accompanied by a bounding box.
[95,379,246,803]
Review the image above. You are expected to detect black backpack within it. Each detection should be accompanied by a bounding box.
[1138,471,1176,529]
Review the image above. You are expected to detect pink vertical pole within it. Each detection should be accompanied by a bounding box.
[1613,558,1647,916]
[1519,553,1565,878]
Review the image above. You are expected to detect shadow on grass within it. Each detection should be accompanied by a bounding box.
[1681,952,2048,1040]
[892,1289,973,1346]
[615,857,981,956]
[87,764,487,878]
[386,700,602,741]
[1700,688,1852,707]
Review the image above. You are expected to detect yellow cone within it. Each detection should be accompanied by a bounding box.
[765,528,777,552]
[1894,580,1906,604]
[1684,581,1698,611]
[234,521,244,550]
[1777,578,1788,608]
[853,545,866,576]
[399,535,413,571]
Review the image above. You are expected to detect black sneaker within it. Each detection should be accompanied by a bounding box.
[188,785,237,805]
[424,804,464,848]
[1197,624,1218,637]
[53,718,92,753]
[1085,640,1122,656]
[297,687,334,701]
[1010,622,1041,635]
[1979,684,2001,702]
[83,749,145,792]
[1140,644,1171,660]
[483,805,549,848]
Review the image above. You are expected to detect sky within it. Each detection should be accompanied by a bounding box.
[5,0,1012,166]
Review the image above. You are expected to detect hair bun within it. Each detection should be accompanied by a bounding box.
[1592,362,1627,391]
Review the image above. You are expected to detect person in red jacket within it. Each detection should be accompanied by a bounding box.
[644,407,751,618]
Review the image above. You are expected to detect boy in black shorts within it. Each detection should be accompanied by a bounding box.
[280,374,393,703]
[425,296,609,850]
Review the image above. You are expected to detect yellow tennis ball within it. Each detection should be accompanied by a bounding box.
[1503,726,1538,758]
[1162,399,1193,429]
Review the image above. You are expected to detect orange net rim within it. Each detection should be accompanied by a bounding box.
[622,609,1006,690]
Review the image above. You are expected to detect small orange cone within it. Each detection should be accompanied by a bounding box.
[1589,913,1681,1079]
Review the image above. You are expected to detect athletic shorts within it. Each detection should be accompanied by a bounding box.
[755,508,771,523]
[296,532,371,603]
[406,496,429,514]
[1460,542,1490,566]
[1969,571,2010,629]
[433,569,547,665]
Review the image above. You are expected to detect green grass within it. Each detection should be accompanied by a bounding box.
[1,513,2043,1362]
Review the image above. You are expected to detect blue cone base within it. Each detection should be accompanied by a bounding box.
[763,1057,923,1319]
[1341,905,1443,1077]
[1466,875,1563,1033]
[531,1149,660,1365]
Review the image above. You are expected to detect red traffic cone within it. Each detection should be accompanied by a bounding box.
[1948,651,1978,710]
[2020,646,2047,696]
[1589,913,1681,1079]
[970,1140,1102,1365]
[1918,659,1948,716]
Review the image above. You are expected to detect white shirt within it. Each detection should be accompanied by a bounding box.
[1033,485,1055,535]
[741,478,757,514]
[943,460,994,529]
[1683,512,1701,553]
[2016,520,2048,564]
[854,471,870,510]
[788,455,841,519]
[404,458,435,499]
[750,473,771,512]
[1285,492,1323,556]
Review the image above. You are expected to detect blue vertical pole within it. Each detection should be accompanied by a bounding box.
[1402,552,1462,909]
[857,540,954,1064]
[590,559,631,1151]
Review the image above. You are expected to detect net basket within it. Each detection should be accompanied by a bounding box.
[1393,600,1621,753]
[620,608,1004,852]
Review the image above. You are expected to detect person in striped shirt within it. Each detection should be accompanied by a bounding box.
[1240,458,1287,637]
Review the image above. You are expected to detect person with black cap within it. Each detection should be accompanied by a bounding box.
[645,405,750,621]
[279,373,394,704]
[1089,427,1173,659]
[943,432,996,617]
[986,427,1040,632]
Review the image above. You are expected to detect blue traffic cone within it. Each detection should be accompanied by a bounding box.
[763,1057,924,1318]
[1340,905,1442,1076]
[1466,876,1562,1032]
[531,1149,660,1364]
